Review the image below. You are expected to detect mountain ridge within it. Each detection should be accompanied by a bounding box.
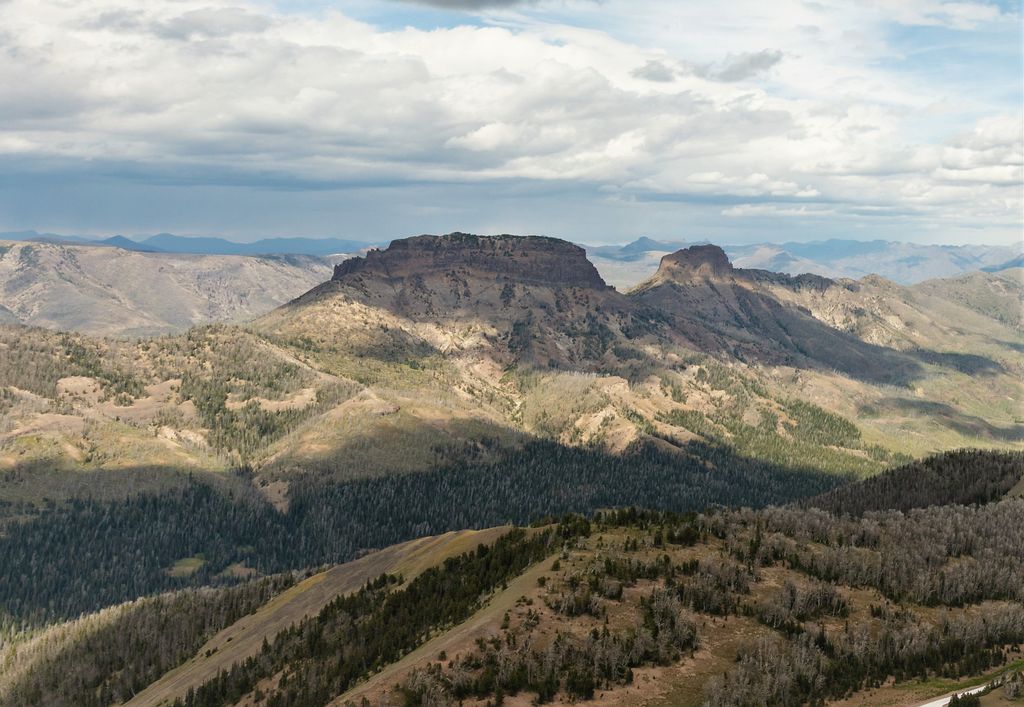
[0,230,378,257]
[586,236,1021,288]
[0,239,339,336]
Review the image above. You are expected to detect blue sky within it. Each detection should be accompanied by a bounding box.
[0,0,1020,245]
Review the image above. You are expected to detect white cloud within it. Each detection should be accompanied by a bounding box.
[683,49,784,82]
[155,7,271,39]
[722,204,839,218]
[0,0,1019,241]
[631,60,676,82]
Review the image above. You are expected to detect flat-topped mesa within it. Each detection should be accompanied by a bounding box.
[654,244,734,282]
[333,233,608,289]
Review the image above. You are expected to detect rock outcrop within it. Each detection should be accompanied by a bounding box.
[649,244,834,294]
[333,233,607,290]
[653,244,734,281]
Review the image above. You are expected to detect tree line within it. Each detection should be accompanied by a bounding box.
[802,448,1023,516]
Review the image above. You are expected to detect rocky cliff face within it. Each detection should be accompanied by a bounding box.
[333,233,607,290]
[280,233,668,369]
[278,236,1009,387]
[649,244,834,294]
[652,244,734,281]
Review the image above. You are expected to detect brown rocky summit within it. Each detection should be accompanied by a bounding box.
[333,233,607,290]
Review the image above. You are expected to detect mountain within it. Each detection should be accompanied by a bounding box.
[985,254,1024,272]
[0,239,337,336]
[0,231,162,252]
[97,235,163,252]
[584,237,1022,289]
[0,230,379,256]
[139,233,375,256]
[275,233,655,371]
[10,231,99,246]
[1,233,1018,506]
[630,245,917,384]
[913,268,1024,330]
[719,243,824,276]
[0,233,1022,706]
[586,236,690,261]
[735,239,1021,283]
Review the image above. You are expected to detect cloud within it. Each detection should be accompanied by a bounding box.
[685,49,784,82]
[721,203,838,218]
[154,8,271,40]
[397,0,533,7]
[685,172,820,198]
[0,0,1018,244]
[631,60,676,82]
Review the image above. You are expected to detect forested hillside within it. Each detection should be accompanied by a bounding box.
[11,497,1017,707]
[192,497,1024,707]
[2,450,1021,707]
[0,441,845,625]
[0,576,295,707]
[804,448,1024,516]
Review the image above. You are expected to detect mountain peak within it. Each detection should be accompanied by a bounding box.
[654,244,733,281]
[620,236,674,254]
[332,232,607,289]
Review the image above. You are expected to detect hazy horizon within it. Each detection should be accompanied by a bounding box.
[3,228,1021,250]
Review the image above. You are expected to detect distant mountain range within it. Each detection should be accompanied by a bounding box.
[2,231,1017,285]
[0,230,376,257]
[986,253,1024,272]
[584,237,1022,287]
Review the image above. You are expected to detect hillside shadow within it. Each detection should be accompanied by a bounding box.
[996,340,1024,354]
[635,282,924,385]
[909,349,1005,375]
[866,398,1024,442]
[633,280,1012,387]
[0,438,848,623]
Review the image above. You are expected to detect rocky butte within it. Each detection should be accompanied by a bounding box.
[332,233,608,290]
[651,243,735,282]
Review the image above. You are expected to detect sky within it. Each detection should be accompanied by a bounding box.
[0,0,1020,245]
